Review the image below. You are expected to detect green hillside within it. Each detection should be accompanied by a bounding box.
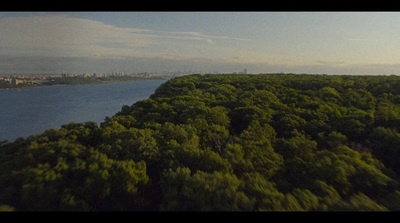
[2,73,400,211]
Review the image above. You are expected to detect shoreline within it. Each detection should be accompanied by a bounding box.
[0,77,167,91]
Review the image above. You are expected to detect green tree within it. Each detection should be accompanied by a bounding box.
[239,120,283,178]
[290,188,320,211]
[273,113,307,138]
[240,172,285,211]
[207,106,231,127]
[333,193,388,211]
[275,133,317,162]
[161,168,251,211]
[369,127,400,175]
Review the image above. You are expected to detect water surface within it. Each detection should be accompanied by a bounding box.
[0,80,166,141]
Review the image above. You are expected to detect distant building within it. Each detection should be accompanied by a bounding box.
[4,78,12,84]
[11,79,26,85]
[244,69,247,74]
[61,73,73,78]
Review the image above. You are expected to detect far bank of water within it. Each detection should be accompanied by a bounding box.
[0,79,167,142]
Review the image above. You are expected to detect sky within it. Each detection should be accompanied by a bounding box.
[1,11,400,75]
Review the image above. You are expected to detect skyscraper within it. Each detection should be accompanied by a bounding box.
[244,69,247,74]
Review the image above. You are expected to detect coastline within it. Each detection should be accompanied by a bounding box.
[0,76,167,91]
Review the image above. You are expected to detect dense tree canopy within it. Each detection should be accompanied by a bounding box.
[2,73,400,211]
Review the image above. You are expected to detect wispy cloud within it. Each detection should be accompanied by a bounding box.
[0,15,247,59]
[315,60,346,65]
[347,38,367,42]
[0,15,151,56]
[137,30,248,46]
[0,14,255,73]
[205,39,215,45]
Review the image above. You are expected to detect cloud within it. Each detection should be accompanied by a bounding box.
[205,39,215,45]
[347,38,367,42]
[314,60,345,65]
[150,30,249,42]
[0,15,155,57]
[0,14,303,75]
[0,14,247,60]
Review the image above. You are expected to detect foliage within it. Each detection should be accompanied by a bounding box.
[2,73,400,211]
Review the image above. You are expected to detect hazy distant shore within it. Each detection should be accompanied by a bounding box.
[0,76,166,90]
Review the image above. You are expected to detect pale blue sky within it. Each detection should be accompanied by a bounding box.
[1,12,400,74]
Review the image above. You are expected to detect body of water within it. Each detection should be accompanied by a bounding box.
[0,79,167,141]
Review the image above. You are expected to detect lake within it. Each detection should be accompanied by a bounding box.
[0,79,167,142]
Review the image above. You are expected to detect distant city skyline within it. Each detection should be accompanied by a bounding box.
[1,12,400,75]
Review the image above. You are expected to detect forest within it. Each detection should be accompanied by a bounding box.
[2,73,400,211]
